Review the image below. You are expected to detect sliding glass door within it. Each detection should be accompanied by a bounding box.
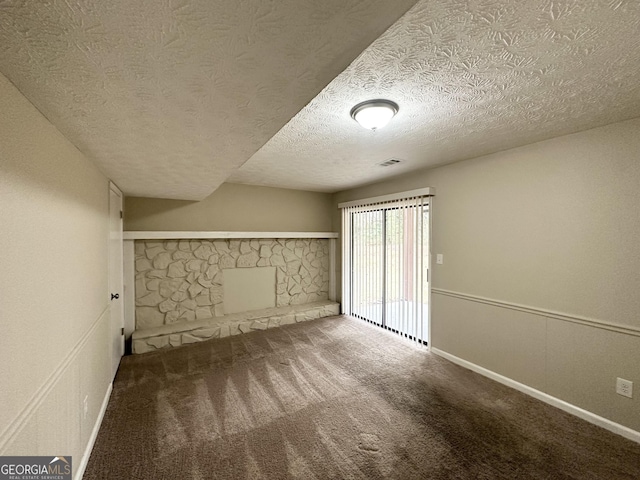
[351,208,384,326]
[342,196,430,344]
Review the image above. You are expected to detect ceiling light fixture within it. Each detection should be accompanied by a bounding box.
[350,99,399,130]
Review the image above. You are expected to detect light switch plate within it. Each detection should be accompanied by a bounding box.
[436,254,443,265]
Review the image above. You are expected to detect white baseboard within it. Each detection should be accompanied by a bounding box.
[431,348,640,445]
[75,382,113,480]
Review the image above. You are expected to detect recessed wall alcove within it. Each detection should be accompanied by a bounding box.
[122,231,339,353]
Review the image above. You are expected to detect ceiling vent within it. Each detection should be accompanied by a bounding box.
[379,158,402,167]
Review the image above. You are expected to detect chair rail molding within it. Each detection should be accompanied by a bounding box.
[432,288,640,337]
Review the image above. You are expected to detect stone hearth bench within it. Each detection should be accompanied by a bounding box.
[132,300,340,354]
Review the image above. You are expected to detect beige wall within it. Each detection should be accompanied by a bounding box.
[334,117,640,432]
[125,183,334,232]
[0,73,112,475]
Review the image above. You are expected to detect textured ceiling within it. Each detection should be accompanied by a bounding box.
[230,0,640,192]
[0,0,417,200]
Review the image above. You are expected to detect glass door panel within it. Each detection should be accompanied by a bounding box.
[351,208,384,326]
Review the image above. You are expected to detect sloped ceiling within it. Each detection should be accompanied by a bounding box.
[230,0,640,192]
[0,0,417,200]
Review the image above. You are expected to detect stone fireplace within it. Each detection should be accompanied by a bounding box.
[123,232,339,353]
[134,237,330,329]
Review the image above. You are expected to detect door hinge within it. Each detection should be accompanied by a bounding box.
[121,327,124,335]
[120,210,123,219]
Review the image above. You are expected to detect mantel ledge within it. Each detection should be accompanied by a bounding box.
[123,231,339,240]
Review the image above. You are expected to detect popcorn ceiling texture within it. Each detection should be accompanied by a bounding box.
[231,0,640,192]
[135,238,329,330]
[0,0,417,200]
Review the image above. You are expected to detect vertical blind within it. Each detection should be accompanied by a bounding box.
[341,192,431,344]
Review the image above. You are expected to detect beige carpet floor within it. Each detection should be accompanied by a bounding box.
[84,315,640,479]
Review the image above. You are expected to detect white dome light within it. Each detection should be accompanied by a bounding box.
[350,99,399,130]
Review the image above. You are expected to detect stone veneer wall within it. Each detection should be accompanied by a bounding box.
[135,238,329,329]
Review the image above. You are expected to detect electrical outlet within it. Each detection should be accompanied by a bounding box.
[616,378,633,398]
[436,254,444,265]
[83,395,89,419]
